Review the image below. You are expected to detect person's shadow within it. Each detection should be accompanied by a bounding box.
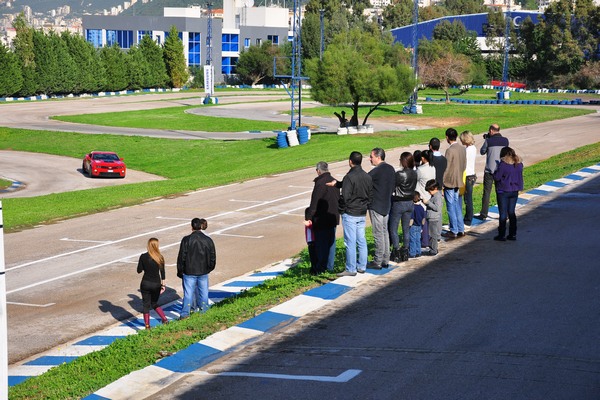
[98,294,140,322]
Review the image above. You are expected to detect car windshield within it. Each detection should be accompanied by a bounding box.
[93,153,119,161]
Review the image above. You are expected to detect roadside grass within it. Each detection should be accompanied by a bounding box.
[418,87,600,101]
[8,142,600,400]
[52,105,289,132]
[0,178,12,190]
[0,105,593,231]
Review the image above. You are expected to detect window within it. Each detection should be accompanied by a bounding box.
[221,33,239,52]
[86,29,102,48]
[106,30,133,48]
[244,38,250,49]
[221,56,238,75]
[267,35,279,45]
[137,30,152,43]
[188,32,201,66]
[256,38,262,46]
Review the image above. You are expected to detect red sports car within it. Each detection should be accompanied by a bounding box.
[82,151,127,178]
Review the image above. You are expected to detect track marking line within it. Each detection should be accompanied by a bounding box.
[60,238,111,244]
[191,369,362,383]
[7,302,55,308]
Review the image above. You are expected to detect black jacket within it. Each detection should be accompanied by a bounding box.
[177,230,216,277]
[305,172,340,230]
[339,165,373,217]
[368,162,396,216]
[392,168,417,202]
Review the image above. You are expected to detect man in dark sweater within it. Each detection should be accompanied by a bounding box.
[429,137,447,188]
[305,161,340,274]
[476,124,509,220]
[329,151,373,277]
[367,148,396,270]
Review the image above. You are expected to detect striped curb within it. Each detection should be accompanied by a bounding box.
[0,177,24,194]
[8,163,600,395]
[7,259,294,387]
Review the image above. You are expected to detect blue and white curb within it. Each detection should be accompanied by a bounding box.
[7,259,294,387]
[84,268,391,400]
[0,177,24,195]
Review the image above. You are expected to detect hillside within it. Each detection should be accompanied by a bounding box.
[0,0,122,15]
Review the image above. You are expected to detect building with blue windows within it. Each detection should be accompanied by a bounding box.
[82,2,290,83]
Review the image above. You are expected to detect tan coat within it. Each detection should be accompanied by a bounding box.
[443,142,467,189]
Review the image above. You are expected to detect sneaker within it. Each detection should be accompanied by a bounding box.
[426,250,438,256]
[337,270,357,277]
[357,269,366,274]
[457,232,466,238]
[367,261,382,270]
[442,231,457,239]
[493,235,506,242]
[381,263,389,268]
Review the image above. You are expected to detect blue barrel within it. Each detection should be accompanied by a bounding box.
[297,126,309,144]
[277,131,289,148]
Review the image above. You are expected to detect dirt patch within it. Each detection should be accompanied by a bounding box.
[375,115,473,128]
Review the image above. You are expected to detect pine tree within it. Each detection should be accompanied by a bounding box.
[0,43,23,97]
[163,25,189,88]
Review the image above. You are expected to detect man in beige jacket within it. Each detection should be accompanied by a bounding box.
[442,128,467,239]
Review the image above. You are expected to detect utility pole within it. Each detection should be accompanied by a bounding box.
[501,0,512,94]
[403,0,420,114]
[0,201,7,400]
[204,2,215,104]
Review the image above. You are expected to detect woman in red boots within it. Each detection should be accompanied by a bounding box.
[137,237,168,329]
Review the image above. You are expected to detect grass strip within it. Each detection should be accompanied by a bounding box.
[0,105,592,231]
[8,142,600,399]
[52,105,289,132]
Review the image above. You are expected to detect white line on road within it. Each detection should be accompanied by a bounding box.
[229,199,263,203]
[60,238,111,244]
[214,233,264,239]
[7,302,55,308]
[192,369,362,382]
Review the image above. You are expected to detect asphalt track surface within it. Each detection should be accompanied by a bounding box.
[1,93,599,369]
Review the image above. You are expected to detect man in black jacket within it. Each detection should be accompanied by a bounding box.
[330,151,373,277]
[367,148,396,270]
[305,161,340,274]
[177,218,216,319]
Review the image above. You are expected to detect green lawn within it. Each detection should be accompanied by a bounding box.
[0,178,12,190]
[52,105,289,132]
[9,141,600,400]
[0,104,593,231]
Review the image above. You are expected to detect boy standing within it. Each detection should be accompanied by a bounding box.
[409,192,426,258]
[423,180,443,256]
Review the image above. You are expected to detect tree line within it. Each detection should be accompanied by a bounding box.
[235,0,599,92]
[0,16,189,98]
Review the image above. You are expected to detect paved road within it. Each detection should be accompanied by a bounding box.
[2,94,599,364]
[148,174,600,399]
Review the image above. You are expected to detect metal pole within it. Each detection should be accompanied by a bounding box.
[501,0,511,91]
[0,201,8,399]
[319,9,324,60]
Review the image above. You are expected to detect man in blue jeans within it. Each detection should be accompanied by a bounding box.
[329,151,373,277]
[442,128,467,238]
[177,218,216,319]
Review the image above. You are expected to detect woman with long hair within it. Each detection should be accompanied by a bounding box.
[493,147,524,241]
[388,152,417,262]
[137,237,168,329]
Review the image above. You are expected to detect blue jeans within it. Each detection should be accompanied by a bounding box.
[409,225,422,257]
[497,190,518,237]
[444,187,464,234]
[342,214,367,273]
[181,273,209,318]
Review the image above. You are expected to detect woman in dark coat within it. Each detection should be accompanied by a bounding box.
[493,147,524,241]
[388,152,418,262]
[137,237,168,329]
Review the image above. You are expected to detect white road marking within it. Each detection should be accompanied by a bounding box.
[214,233,264,239]
[192,369,362,382]
[60,238,111,244]
[7,301,55,308]
[229,199,263,203]
[288,185,313,189]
